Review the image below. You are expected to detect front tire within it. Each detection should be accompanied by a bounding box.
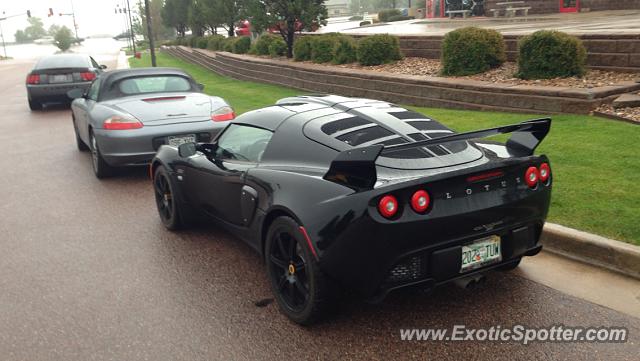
[153,166,184,230]
[89,131,113,178]
[265,216,336,325]
[28,98,42,111]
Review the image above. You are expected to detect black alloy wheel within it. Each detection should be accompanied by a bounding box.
[153,166,182,230]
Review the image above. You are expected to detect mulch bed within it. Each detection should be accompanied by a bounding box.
[594,104,640,124]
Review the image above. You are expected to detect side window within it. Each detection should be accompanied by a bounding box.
[87,78,101,101]
[215,124,273,163]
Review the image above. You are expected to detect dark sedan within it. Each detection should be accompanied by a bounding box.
[25,53,107,110]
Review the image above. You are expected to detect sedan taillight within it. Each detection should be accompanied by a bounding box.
[81,72,96,81]
[26,74,40,84]
[211,106,235,122]
[103,116,143,130]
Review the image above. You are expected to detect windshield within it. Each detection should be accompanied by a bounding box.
[117,76,193,95]
[36,55,89,69]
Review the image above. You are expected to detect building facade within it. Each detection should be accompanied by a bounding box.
[425,0,640,17]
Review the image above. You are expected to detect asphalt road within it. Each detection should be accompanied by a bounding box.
[0,44,639,361]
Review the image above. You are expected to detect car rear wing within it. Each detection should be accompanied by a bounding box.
[324,118,551,189]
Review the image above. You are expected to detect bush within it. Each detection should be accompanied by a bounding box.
[206,35,226,51]
[378,9,402,22]
[441,27,506,76]
[357,34,403,66]
[231,36,251,54]
[222,37,234,52]
[349,15,364,21]
[332,35,357,64]
[196,37,208,49]
[254,33,279,55]
[359,21,371,27]
[293,36,313,61]
[188,36,200,47]
[388,15,414,22]
[268,38,287,57]
[53,26,73,52]
[310,34,337,63]
[516,30,587,79]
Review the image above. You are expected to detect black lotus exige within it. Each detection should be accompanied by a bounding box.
[150,95,552,325]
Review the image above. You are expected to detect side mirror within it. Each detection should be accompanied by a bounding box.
[178,142,197,158]
[99,64,107,69]
[197,83,205,91]
[67,88,85,99]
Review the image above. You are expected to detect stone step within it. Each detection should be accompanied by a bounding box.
[612,92,640,109]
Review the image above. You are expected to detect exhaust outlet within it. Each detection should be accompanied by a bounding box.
[453,273,486,290]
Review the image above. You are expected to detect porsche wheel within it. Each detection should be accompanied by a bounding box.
[89,131,113,178]
[153,166,183,230]
[265,216,335,325]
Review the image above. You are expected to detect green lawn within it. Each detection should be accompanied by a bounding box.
[130,52,640,245]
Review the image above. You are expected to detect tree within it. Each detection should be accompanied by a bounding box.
[209,0,247,38]
[187,0,208,36]
[137,0,175,41]
[48,24,62,37]
[247,0,328,58]
[161,0,190,37]
[24,17,47,41]
[54,26,74,52]
[14,30,30,43]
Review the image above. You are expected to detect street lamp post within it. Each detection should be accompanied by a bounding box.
[125,0,136,54]
[0,17,6,59]
[143,0,156,67]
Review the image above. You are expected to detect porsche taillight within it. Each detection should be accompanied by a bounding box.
[26,74,40,84]
[103,116,143,130]
[378,195,398,219]
[410,190,430,214]
[538,163,550,183]
[525,166,539,188]
[211,106,235,122]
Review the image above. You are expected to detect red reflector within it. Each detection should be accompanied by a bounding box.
[378,195,398,219]
[80,72,96,81]
[26,74,40,84]
[466,170,504,183]
[410,190,430,213]
[142,96,186,102]
[212,112,235,122]
[525,166,539,188]
[538,163,550,182]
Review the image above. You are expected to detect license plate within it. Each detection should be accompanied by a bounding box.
[460,236,501,272]
[50,74,71,83]
[167,134,196,147]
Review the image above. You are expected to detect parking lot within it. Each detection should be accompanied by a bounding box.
[0,40,639,360]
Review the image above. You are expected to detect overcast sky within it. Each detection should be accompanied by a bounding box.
[1,0,136,41]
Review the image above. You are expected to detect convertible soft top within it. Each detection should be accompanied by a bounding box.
[97,67,196,101]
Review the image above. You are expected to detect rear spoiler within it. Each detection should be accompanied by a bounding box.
[324,118,551,189]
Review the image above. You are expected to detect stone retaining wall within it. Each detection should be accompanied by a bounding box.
[164,46,640,114]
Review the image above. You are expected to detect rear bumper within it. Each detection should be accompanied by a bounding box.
[27,82,91,101]
[94,121,225,167]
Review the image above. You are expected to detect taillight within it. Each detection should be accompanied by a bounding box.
[410,190,430,213]
[378,195,398,219]
[211,106,235,122]
[538,163,550,183]
[81,72,96,81]
[103,116,143,130]
[26,74,40,84]
[525,166,539,188]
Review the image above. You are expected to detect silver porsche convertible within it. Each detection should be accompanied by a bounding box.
[69,67,234,178]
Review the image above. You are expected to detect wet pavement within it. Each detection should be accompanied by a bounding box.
[0,39,639,361]
[321,10,640,36]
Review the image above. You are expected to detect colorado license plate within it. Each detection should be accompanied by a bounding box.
[460,236,501,272]
[167,134,196,147]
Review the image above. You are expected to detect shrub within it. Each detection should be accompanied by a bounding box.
[206,35,226,51]
[388,15,414,22]
[196,37,208,49]
[357,34,403,66]
[349,15,363,21]
[188,36,200,47]
[516,30,587,79]
[332,35,357,64]
[268,38,287,57]
[378,9,402,22]
[231,36,251,54]
[293,36,313,61]
[311,34,337,63]
[441,27,506,76]
[359,21,371,27]
[222,37,234,52]
[53,26,73,52]
[254,33,279,55]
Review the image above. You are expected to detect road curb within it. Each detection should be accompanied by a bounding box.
[541,223,640,280]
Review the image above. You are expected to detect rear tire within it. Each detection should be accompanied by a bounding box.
[153,166,184,230]
[265,216,336,325]
[89,131,113,179]
[28,98,42,111]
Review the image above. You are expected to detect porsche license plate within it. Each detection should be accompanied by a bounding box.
[461,236,501,272]
[167,134,196,147]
